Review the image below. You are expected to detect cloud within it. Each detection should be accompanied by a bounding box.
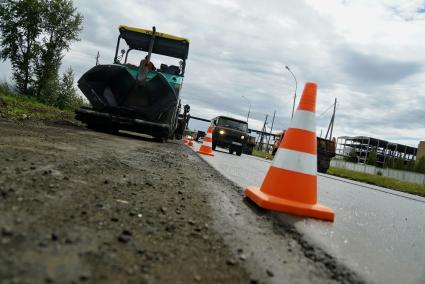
[337,48,422,85]
[1,0,425,147]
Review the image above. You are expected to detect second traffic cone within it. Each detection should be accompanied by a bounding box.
[197,126,214,156]
[245,82,334,221]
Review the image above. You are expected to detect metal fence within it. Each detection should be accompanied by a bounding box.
[330,159,425,185]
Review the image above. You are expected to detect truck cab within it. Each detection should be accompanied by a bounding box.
[211,116,249,156]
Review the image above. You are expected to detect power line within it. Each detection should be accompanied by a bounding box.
[318,102,337,118]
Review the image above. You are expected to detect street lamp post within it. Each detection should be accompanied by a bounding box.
[241,95,251,123]
[285,66,298,119]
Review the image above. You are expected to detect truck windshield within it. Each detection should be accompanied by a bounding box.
[217,118,248,132]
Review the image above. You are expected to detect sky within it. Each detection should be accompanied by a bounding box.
[1,0,425,146]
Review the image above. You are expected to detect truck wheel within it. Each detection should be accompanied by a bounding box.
[236,147,242,156]
[228,146,234,155]
[212,142,216,150]
[318,166,326,173]
[153,136,167,143]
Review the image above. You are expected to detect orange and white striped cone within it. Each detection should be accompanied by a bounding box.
[197,126,214,156]
[245,82,334,221]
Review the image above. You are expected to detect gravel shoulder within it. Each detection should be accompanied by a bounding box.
[0,120,362,283]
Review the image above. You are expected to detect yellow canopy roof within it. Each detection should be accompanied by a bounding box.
[119,25,189,42]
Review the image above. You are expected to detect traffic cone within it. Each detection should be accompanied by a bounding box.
[244,82,334,221]
[197,126,214,156]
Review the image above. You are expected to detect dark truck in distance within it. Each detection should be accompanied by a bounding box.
[272,131,336,173]
[317,137,337,173]
[211,116,249,156]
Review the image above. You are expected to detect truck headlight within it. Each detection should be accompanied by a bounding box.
[219,130,225,135]
[241,135,245,140]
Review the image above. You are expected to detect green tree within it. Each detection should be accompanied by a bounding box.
[367,148,377,166]
[415,157,425,174]
[55,67,82,109]
[37,71,60,105]
[344,148,358,163]
[384,157,394,169]
[35,0,83,99]
[394,157,405,170]
[406,160,415,172]
[0,0,43,94]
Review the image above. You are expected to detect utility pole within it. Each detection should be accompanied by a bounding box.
[257,114,268,151]
[285,66,298,119]
[95,51,100,65]
[325,98,337,140]
[266,110,276,150]
[241,96,251,123]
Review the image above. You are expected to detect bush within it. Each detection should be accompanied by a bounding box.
[344,148,358,163]
[394,158,405,170]
[367,147,377,165]
[0,89,73,120]
[415,157,425,174]
[0,81,16,97]
[55,67,83,110]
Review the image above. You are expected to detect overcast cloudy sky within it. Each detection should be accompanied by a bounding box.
[1,0,425,146]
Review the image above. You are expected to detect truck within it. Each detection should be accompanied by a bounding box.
[317,137,337,173]
[210,116,249,156]
[272,131,336,173]
[243,135,256,155]
[74,25,190,142]
[195,130,206,142]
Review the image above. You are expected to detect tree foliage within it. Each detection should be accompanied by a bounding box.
[344,147,358,163]
[384,156,394,169]
[0,0,83,109]
[35,0,82,98]
[394,157,405,170]
[0,0,43,94]
[415,157,425,174]
[56,67,83,110]
[366,147,377,165]
[406,159,415,172]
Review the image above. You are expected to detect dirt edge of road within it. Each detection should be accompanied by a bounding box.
[0,120,251,284]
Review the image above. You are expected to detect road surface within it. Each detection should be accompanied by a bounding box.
[192,142,425,284]
[0,120,362,283]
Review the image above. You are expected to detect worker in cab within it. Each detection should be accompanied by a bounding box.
[141,55,156,71]
[137,55,156,85]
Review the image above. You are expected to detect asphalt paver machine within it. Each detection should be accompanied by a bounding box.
[75,25,190,141]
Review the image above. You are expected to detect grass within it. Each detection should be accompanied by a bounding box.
[327,167,425,198]
[252,149,273,159]
[0,87,73,121]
